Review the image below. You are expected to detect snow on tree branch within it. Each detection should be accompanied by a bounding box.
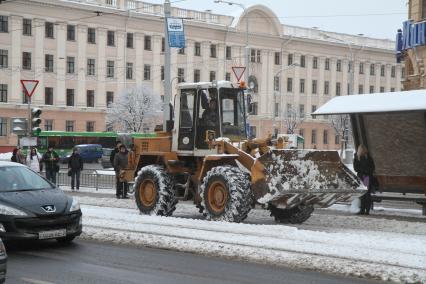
[283,106,305,134]
[106,85,162,132]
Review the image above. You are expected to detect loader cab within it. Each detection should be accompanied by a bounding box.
[173,81,247,155]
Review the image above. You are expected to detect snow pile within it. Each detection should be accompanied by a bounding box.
[0,152,12,161]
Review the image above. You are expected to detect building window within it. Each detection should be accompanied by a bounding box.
[0,84,7,102]
[380,86,385,93]
[423,0,426,18]
[226,46,232,60]
[347,83,350,95]
[209,71,216,81]
[210,44,217,58]
[144,35,151,50]
[358,84,364,94]
[391,87,395,92]
[126,62,133,80]
[0,49,8,68]
[44,120,53,131]
[257,50,261,63]
[312,80,317,94]
[45,54,54,72]
[86,121,95,132]
[300,55,305,68]
[23,19,32,36]
[45,22,54,38]
[287,78,293,92]
[391,66,396,78]
[22,52,31,70]
[275,52,281,65]
[287,53,293,66]
[0,118,7,136]
[127,32,134,48]
[359,63,364,74]
[107,31,115,46]
[194,42,201,56]
[225,72,231,81]
[194,69,200,82]
[274,103,279,117]
[249,126,256,138]
[107,60,114,78]
[380,65,385,77]
[45,87,53,105]
[67,57,75,74]
[370,64,375,75]
[323,130,328,145]
[325,58,330,70]
[369,85,375,93]
[274,76,280,91]
[0,16,8,33]
[66,89,74,106]
[66,120,74,132]
[88,28,96,44]
[336,59,341,72]
[67,25,75,41]
[161,37,165,52]
[313,57,318,69]
[336,82,341,96]
[300,79,305,93]
[311,129,317,145]
[87,90,95,107]
[251,102,258,115]
[177,68,185,83]
[348,62,352,73]
[335,134,340,145]
[250,49,256,63]
[178,48,185,55]
[299,104,305,118]
[87,58,95,76]
[324,81,330,95]
[311,105,317,119]
[144,64,151,80]
[106,91,114,107]
[161,66,164,81]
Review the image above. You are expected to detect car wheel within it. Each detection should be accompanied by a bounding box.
[56,236,76,244]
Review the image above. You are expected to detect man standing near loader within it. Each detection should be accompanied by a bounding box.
[114,144,129,199]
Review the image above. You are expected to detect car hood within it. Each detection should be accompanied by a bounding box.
[0,189,70,216]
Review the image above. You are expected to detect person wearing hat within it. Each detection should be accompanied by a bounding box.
[113,144,129,199]
[68,147,83,191]
[42,145,59,184]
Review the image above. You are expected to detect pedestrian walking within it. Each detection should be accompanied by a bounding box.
[11,147,25,164]
[42,145,60,184]
[26,147,42,173]
[113,144,129,199]
[68,147,83,191]
[353,144,375,215]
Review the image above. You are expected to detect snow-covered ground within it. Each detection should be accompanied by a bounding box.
[0,152,12,161]
[71,192,426,283]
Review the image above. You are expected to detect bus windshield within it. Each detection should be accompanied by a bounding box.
[219,88,247,140]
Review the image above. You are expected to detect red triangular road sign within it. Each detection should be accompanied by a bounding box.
[232,66,246,82]
[20,80,39,98]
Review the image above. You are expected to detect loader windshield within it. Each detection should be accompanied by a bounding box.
[219,88,247,140]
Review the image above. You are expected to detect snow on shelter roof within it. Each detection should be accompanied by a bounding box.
[313,90,426,115]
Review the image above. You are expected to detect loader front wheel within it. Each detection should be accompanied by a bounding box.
[201,166,252,223]
[135,165,177,216]
[269,204,314,224]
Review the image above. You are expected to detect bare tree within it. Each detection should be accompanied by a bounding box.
[329,114,351,155]
[107,85,162,132]
[282,106,304,134]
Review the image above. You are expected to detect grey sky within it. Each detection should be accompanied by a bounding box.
[153,0,408,40]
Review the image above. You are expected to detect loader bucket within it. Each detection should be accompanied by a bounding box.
[252,150,365,208]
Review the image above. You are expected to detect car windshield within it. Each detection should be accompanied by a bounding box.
[0,166,54,192]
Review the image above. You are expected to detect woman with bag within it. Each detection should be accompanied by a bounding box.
[68,147,83,191]
[26,147,42,173]
[353,144,376,215]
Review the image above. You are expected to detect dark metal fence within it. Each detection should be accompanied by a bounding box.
[56,171,115,190]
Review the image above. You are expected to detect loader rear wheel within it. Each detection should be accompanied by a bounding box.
[135,165,177,216]
[269,204,314,224]
[201,166,252,223]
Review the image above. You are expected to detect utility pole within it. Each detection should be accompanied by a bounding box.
[163,0,171,131]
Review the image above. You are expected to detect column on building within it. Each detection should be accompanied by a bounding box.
[385,64,392,91]
[77,24,87,107]
[396,65,402,91]
[96,28,106,108]
[185,39,194,83]
[374,63,381,92]
[330,58,337,97]
[353,60,360,94]
[318,56,326,105]
[116,30,126,93]
[152,35,162,94]
[259,50,271,116]
[293,53,301,114]
[364,62,370,93]
[56,23,67,106]
[342,59,349,95]
[33,18,45,105]
[306,55,313,118]
[10,16,22,104]
[134,32,144,85]
[217,43,225,80]
[201,41,210,81]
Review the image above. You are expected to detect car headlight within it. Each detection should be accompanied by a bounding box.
[69,198,80,212]
[0,204,28,216]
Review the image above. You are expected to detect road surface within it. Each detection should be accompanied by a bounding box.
[5,240,379,284]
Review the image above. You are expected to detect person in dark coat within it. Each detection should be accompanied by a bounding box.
[110,141,121,166]
[42,145,60,184]
[11,148,20,163]
[113,144,129,199]
[353,144,375,215]
[68,147,83,191]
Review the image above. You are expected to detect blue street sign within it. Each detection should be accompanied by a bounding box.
[167,18,185,48]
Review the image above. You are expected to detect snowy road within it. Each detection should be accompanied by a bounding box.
[73,195,426,283]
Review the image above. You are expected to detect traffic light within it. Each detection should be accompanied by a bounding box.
[31,107,42,136]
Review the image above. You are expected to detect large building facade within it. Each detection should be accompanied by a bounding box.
[0,0,402,151]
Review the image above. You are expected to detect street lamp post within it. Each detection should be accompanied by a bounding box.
[214,0,248,83]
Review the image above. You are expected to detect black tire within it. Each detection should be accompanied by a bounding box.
[200,165,252,223]
[269,204,314,224]
[135,165,177,216]
[56,236,76,244]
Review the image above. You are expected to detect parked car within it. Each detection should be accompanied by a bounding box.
[0,161,82,243]
[0,239,6,283]
[101,148,113,169]
[61,144,103,163]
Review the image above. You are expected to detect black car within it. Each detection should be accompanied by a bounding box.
[0,161,82,243]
